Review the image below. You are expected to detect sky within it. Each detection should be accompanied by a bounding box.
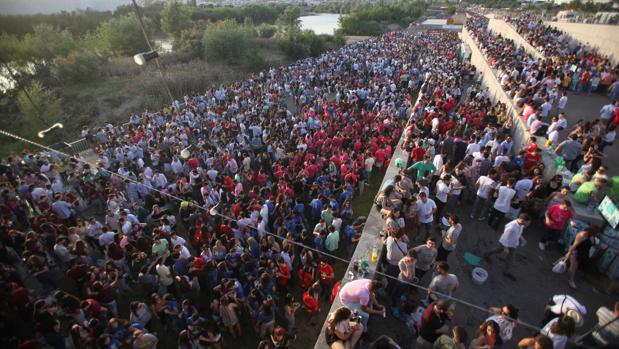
[0,0,134,15]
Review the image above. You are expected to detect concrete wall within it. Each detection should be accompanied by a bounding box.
[462,28,557,180]
[544,21,619,65]
[313,94,415,349]
[486,17,545,60]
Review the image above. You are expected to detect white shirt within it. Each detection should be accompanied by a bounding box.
[433,154,444,176]
[493,186,516,213]
[435,180,450,203]
[493,155,510,168]
[558,95,568,109]
[541,318,569,349]
[416,198,437,223]
[156,264,174,286]
[476,176,496,199]
[499,220,525,248]
[549,295,587,315]
[549,130,560,144]
[98,231,116,247]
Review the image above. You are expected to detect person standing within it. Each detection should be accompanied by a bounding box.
[436,214,462,262]
[563,226,602,289]
[434,174,451,221]
[416,192,437,240]
[470,170,497,221]
[417,300,451,349]
[483,213,530,280]
[487,178,516,231]
[413,238,438,282]
[427,261,459,301]
[539,200,574,251]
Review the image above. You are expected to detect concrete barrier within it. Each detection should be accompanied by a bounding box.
[313,109,411,348]
[486,17,544,60]
[461,28,557,180]
[544,21,619,65]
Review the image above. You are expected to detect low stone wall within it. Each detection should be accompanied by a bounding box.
[544,21,619,65]
[486,17,544,60]
[313,110,411,348]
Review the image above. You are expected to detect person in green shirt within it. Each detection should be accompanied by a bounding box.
[151,236,169,257]
[573,178,606,204]
[407,156,436,184]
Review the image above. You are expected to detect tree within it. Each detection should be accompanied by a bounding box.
[202,19,252,63]
[161,1,193,40]
[16,81,63,133]
[95,14,152,56]
[174,27,203,55]
[257,23,277,38]
[277,6,301,27]
[51,51,105,84]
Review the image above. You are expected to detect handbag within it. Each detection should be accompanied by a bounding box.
[552,259,567,274]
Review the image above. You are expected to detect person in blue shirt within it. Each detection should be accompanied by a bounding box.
[310,195,324,224]
[163,294,183,333]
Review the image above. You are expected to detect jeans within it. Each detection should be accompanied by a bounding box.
[487,207,506,230]
[471,196,490,219]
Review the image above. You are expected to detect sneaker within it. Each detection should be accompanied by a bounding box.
[469,215,475,219]
[538,242,546,251]
[478,216,486,221]
[568,280,577,289]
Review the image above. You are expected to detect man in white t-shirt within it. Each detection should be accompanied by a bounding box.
[416,191,437,239]
[487,178,516,230]
[434,174,451,220]
[484,213,530,280]
[470,169,497,221]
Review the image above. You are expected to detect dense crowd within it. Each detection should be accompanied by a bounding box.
[0,28,464,349]
[466,14,618,154]
[0,11,618,349]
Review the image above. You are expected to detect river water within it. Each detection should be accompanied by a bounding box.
[299,13,341,35]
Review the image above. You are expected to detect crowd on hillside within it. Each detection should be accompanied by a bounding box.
[0,13,618,349]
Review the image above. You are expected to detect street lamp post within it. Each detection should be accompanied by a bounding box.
[131,0,174,103]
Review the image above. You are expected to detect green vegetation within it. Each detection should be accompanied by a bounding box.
[202,19,253,63]
[337,1,425,36]
[161,1,193,40]
[0,2,345,155]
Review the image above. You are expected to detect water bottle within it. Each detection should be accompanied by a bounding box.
[371,244,379,263]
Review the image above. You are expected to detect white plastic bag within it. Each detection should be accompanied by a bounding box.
[552,259,567,274]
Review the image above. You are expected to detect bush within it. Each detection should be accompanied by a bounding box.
[202,19,252,63]
[95,14,153,56]
[257,23,277,39]
[279,27,341,60]
[51,51,105,84]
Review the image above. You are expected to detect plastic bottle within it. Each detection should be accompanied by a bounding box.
[371,244,379,263]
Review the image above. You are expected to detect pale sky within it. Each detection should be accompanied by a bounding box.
[0,0,133,15]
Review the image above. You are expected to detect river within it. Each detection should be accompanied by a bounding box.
[299,13,341,35]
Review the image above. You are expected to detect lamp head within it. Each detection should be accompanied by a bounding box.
[37,123,63,138]
[133,50,159,66]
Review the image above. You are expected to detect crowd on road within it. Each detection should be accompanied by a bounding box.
[1,11,619,349]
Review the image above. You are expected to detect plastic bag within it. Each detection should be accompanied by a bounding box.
[552,259,567,274]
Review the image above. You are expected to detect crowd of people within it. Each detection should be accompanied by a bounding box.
[0,27,470,349]
[0,10,618,349]
[507,12,618,99]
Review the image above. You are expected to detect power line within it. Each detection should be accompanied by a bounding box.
[0,128,598,349]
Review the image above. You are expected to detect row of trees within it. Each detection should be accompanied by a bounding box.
[337,1,425,36]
